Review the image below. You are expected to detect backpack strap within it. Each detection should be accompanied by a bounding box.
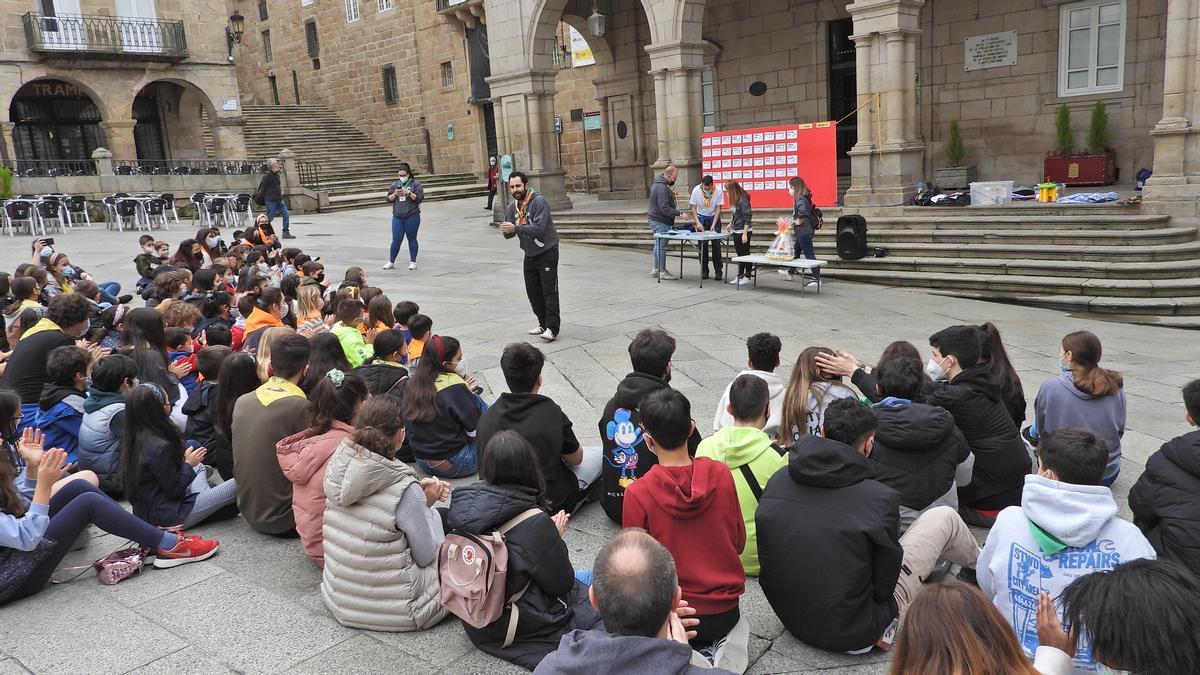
[497,507,544,649]
[738,464,764,502]
[770,442,787,457]
[385,374,409,396]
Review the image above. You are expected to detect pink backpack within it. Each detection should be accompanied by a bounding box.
[438,508,542,646]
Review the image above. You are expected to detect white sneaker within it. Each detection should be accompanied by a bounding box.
[650,268,660,278]
[657,270,677,280]
[778,269,793,281]
[381,262,394,270]
[727,277,740,285]
[805,279,820,287]
[408,261,417,270]
[528,326,546,335]
[737,276,752,285]
[539,328,557,342]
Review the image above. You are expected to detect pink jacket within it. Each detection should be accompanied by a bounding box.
[276,420,354,567]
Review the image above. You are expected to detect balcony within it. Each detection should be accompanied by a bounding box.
[435,0,484,29]
[22,13,188,61]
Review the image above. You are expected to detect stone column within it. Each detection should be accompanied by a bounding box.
[98,120,138,160]
[214,116,247,159]
[645,41,707,188]
[1143,0,1200,220]
[844,0,926,207]
[0,122,15,164]
[487,69,571,210]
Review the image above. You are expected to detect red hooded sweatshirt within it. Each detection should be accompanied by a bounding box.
[622,457,746,615]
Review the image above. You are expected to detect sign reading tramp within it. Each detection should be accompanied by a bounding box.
[700,122,838,209]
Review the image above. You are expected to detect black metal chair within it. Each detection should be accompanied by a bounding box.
[159,194,179,225]
[189,193,207,227]
[65,195,90,227]
[3,200,36,236]
[114,199,141,232]
[144,198,168,231]
[204,197,227,227]
[35,199,65,234]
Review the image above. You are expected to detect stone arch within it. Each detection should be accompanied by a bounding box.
[130,76,227,160]
[560,14,615,77]
[6,73,113,123]
[528,0,657,72]
[673,0,707,44]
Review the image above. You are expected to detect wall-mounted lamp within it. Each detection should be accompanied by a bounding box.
[225,11,245,61]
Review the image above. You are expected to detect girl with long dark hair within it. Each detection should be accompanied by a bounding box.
[195,227,223,269]
[119,383,238,528]
[978,322,1026,426]
[400,335,485,478]
[209,352,261,480]
[725,180,754,285]
[170,239,202,273]
[121,307,188,420]
[302,332,352,394]
[241,286,285,355]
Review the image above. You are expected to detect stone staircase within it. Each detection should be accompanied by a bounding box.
[241,105,487,210]
[555,203,1200,327]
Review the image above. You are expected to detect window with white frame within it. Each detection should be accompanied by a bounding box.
[1059,1,1126,96]
[301,0,313,6]
[701,68,716,132]
[440,61,454,87]
[378,0,393,10]
[345,0,360,22]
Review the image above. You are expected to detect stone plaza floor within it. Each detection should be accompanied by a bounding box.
[0,198,1195,674]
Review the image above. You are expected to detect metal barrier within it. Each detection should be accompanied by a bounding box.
[5,160,98,177]
[111,159,269,176]
[22,12,188,60]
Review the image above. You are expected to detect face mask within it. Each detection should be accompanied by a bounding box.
[207,236,221,248]
[925,356,949,382]
[157,251,169,260]
[143,245,156,254]
[315,272,325,283]
[1059,357,1072,373]
[40,246,54,258]
[398,173,410,184]
[62,266,76,278]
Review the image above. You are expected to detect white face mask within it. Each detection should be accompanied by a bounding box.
[925,356,949,382]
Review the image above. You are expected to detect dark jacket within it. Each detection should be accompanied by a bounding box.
[791,193,818,237]
[757,435,901,652]
[353,361,408,396]
[503,191,559,257]
[598,372,702,523]
[925,366,1031,508]
[387,178,424,218]
[534,629,733,675]
[869,401,972,512]
[647,175,683,226]
[183,381,218,450]
[130,435,197,527]
[257,169,283,202]
[1129,430,1200,575]
[35,383,86,465]
[478,392,583,514]
[728,192,752,233]
[447,483,602,670]
[0,326,75,404]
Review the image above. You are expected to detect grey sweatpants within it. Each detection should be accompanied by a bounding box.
[183,464,238,528]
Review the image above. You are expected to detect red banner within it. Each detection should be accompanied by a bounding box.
[700,121,838,208]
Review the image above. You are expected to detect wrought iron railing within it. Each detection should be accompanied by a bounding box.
[22,13,188,59]
[4,159,98,177]
[111,159,268,176]
[435,0,474,11]
[297,161,321,189]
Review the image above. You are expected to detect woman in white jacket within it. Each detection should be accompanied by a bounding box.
[320,395,449,632]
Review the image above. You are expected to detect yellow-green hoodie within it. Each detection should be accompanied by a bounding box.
[696,425,787,575]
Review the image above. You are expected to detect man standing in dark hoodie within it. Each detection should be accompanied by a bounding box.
[501,171,561,342]
[924,325,1032,526]
[757,399,979,654]
[535,528,734,675]
[647,165,692,280]
[599,329,701,524]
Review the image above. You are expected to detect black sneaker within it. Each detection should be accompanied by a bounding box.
[923,559,955,585]
[282,231,296,239]
[957,567,979,587]
[1021,426,1039,450]
[714,271,724,281]
[117,294,133,304]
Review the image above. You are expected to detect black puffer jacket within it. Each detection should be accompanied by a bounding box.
[869,402,971,514]
[447,483,601,670]
[1129,431,1200,576]
[925,366,1030,507]
[353,361,408,396]
[757,435,901,652]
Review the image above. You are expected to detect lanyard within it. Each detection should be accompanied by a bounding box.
[515,191,534,222]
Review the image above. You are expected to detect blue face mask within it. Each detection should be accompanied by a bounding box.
[1059,354,1072,372]
[207,236,221,248]
[62,265,76,278]
[40,246,54,258]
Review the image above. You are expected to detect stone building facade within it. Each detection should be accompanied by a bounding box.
[479,0,1200,216]
[0,0,245,165]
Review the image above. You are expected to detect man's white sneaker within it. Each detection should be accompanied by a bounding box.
[727,277,740,285]
[408,261,417,270]
[737,276,752,285]
[539,328,557,342]
[657,270,678,280]
[381,262,394,270]
[778,269,793,281]
[649,268,661,278]
[805,279,820,287]
[528,326,546,335]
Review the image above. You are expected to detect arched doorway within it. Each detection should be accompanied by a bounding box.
[133,80,219,160]
[10,79,106,163]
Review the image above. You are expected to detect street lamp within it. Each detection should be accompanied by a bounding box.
[587,2,606,38]
[225,11,244,61]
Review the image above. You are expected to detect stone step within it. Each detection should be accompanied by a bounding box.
[551,213,1169,232]
[567,235,1200,263]
[815,268,1200,298]
[819,255,1200,280]
[325,184,489,210]
[925,290,1200,318]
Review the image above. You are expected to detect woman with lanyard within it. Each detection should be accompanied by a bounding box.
[382,163,425,271]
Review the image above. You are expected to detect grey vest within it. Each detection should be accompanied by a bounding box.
[77,402,123,478]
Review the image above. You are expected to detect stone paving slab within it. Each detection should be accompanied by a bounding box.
[0,198,1196,673]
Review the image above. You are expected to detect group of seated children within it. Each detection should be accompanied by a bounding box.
[4,230,1200,675]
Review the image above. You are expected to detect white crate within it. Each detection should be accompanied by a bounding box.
[970,181,1014,206]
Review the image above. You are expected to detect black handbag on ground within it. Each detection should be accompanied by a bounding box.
[0,537,58,603]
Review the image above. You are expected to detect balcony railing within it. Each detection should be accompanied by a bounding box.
[22,13,188,60]
[112,159,268,176]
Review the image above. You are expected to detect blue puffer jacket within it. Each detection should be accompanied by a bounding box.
[78,388,127,486]
[34,384,86,465]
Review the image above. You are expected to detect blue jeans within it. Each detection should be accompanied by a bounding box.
[649,219,672,271]
[574,569,592,585]
[416,441,479,479]
[793,233,820,280]
[98,281,121,305]
[390,213,421,263]
[266,200,290,232]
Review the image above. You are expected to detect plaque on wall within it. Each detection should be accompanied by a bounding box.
[965,31,1017,72]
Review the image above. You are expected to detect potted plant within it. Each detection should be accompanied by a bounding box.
[934,120,975,190]
[1043,103,1115,186]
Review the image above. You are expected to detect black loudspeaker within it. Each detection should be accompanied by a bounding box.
[836,215,869,260]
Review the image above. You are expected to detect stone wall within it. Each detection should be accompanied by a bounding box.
[231,0,487,178]
[553,64,604,192]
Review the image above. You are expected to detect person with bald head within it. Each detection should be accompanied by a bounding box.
[647,165,692,280]
[534,528,734,675]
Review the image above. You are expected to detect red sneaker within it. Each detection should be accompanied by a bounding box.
[153,533,220,568]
